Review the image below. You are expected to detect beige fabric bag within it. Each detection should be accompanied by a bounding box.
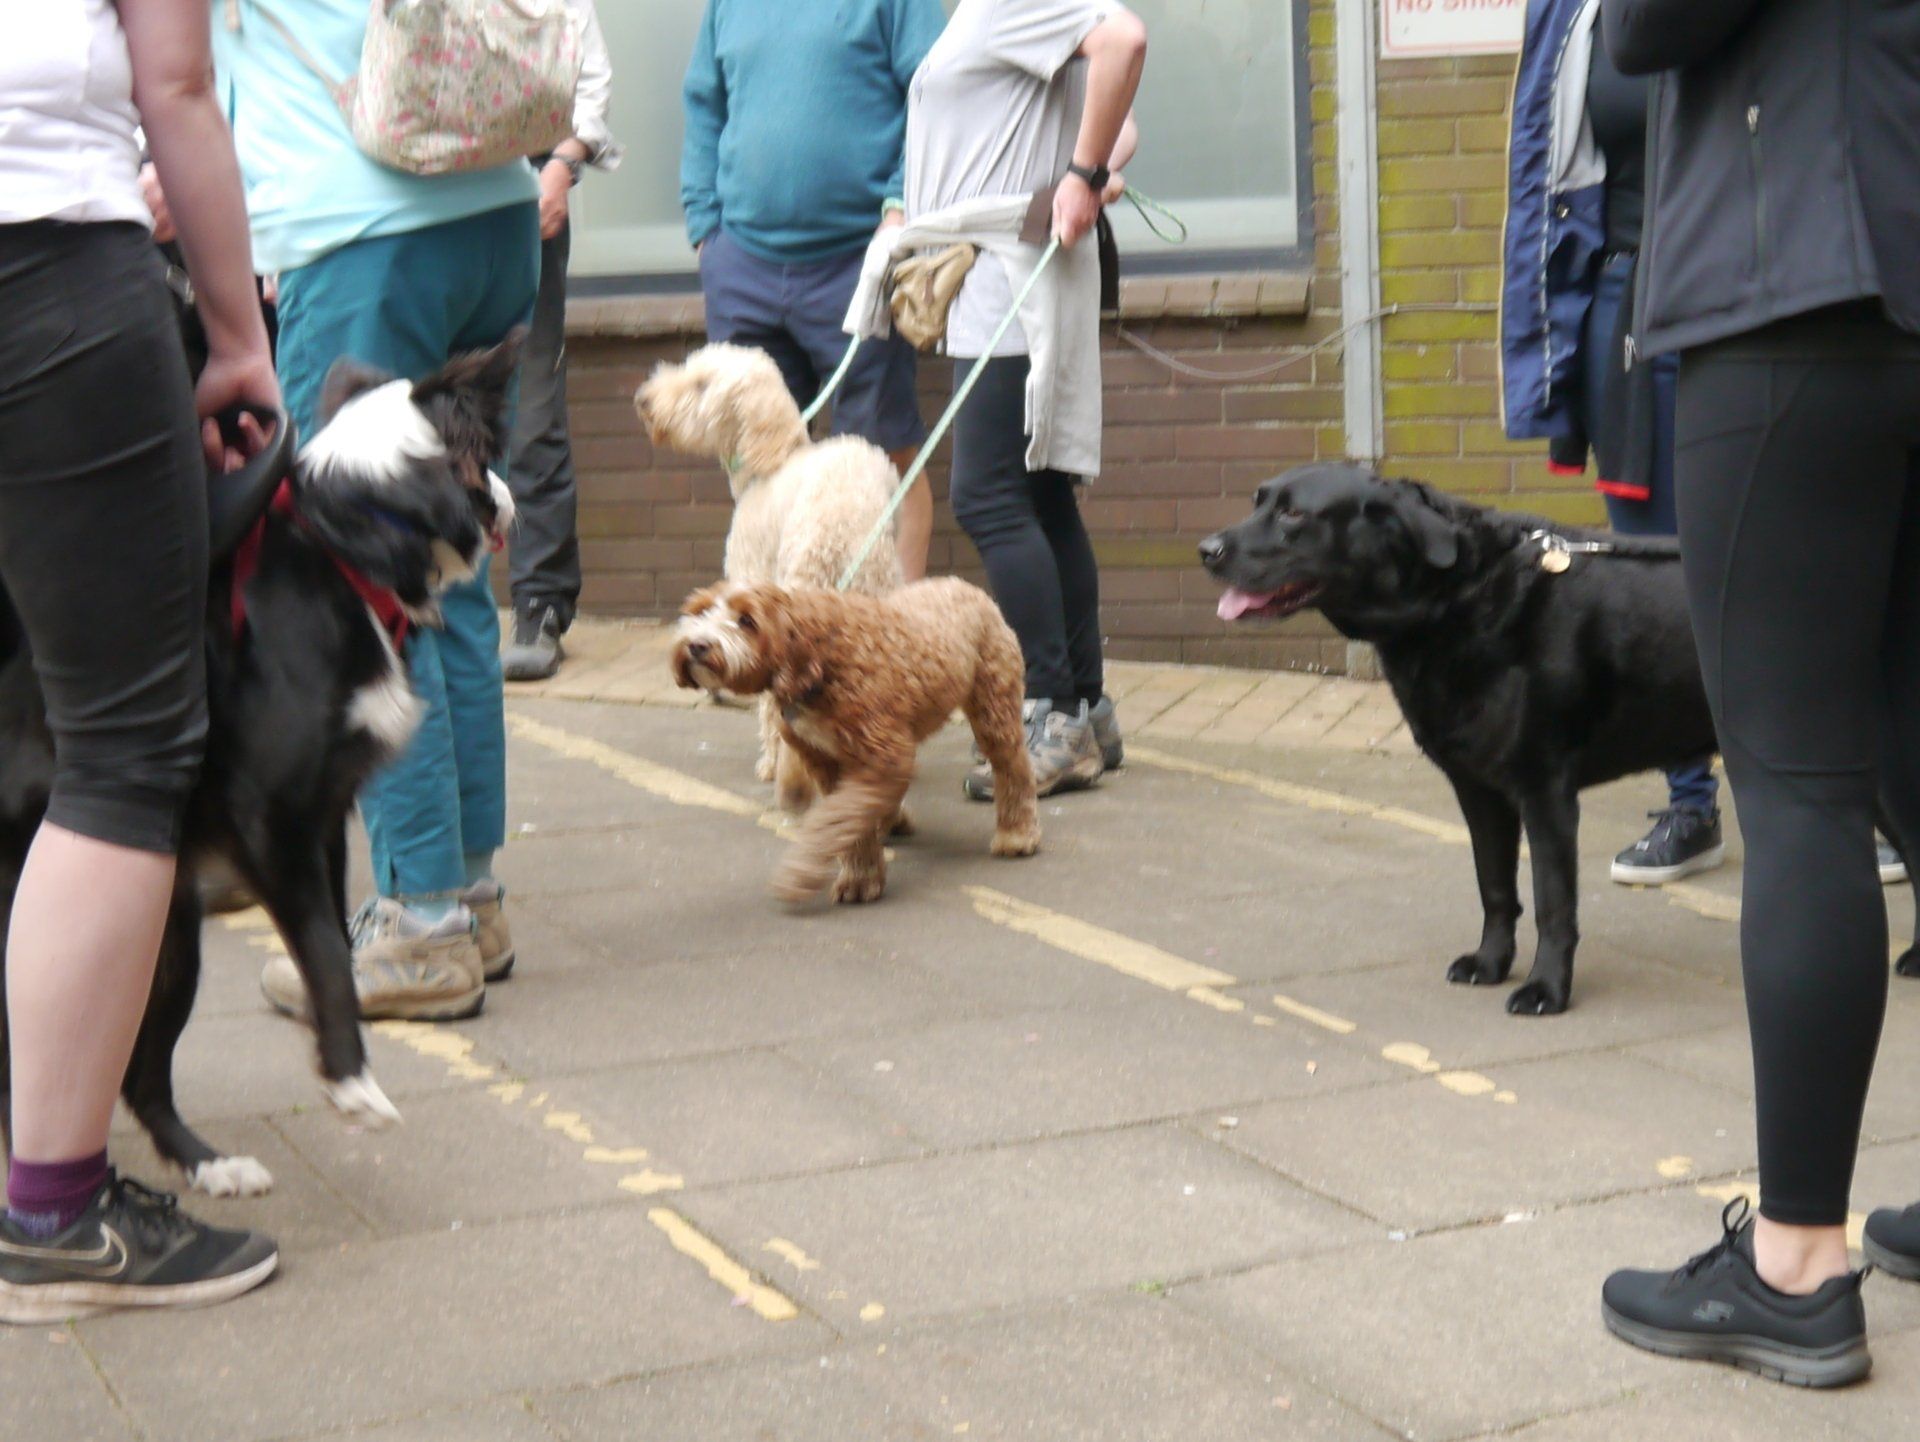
[887,244,978,352]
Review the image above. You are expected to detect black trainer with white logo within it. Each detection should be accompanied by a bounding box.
[0,1172,278,1324]
[1601,1198,1871,1388]
[1610,807,1726,885]
[1863,1201,1920,1280]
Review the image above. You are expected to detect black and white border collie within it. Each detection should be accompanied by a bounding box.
[0,330,523,1197]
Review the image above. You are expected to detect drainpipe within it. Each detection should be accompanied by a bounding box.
[1334,0,1385,462]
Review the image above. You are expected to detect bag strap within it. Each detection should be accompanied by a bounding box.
[231,0,349,94]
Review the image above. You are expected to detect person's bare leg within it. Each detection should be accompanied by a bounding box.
[6,824,173,1162]
[891,450,931,583]
[1754,1218,1852,1294]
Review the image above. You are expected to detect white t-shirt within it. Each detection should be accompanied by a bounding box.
[905,0,1112,357]
[0,0,148,227]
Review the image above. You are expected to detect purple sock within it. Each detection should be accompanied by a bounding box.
[6,1150,109,1239]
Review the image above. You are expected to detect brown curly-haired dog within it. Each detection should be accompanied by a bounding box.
[670,579,1040,905]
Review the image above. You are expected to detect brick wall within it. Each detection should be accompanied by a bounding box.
[539,4,1603,673]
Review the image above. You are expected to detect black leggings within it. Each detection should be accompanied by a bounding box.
[0,223,207,854]
[948,355,1102,704]
[1675,304,1920,1226]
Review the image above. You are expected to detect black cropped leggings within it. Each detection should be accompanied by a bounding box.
[948,355,1103,705]
[1675,305,1920,1227]
[0,223,207,854]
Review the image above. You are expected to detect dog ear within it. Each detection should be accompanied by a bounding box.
[410,328,528,472]
[720,364,809,479]
[1376,482,1460,571]
[318,358,395,424]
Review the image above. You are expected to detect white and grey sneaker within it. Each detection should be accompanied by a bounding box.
[261,897,485,1022]
[964,699,1103,802]
[1879,836,1908,886]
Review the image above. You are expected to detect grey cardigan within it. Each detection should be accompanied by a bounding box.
[1603,0,1920,354]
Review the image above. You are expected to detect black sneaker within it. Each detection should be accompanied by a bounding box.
[0,1172,278,1324]
[1609,807,1726,886]
[502,603,562,682]
[1601,1198,1871,1388]
[1863,1202,1920,1280]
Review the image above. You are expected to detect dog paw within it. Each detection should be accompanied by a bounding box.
[325,1070,403,1128]
[831,869,886,905]
[992,827,1040,858]
[889,806,916,838]
[1445,954,1511,987]
[1505,980,1569,1016]
[1898,946,1920,979]
[755,753,776,783]
[189,1155,275,1198]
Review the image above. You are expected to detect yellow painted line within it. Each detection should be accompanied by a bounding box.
[647,1208,800,1322]
[370,1020,495,1082]
[1656,1154,1694,1179]
[1128,744,1471,846]
[763,1239,822,1272]
[1186,986,1245,1013]
[543,1110,595,1144]
[1271,994,1358,1035]
[1665,882,1740,923]
[964,885,1235,992]
[218,906,273,931]
[1382,1041,1441,1074]
[618,1169,686,1196]
[505,712,771,825]
[859,1302,887,1322]
[583,1146,650,1165]
[487,1081,525,1104]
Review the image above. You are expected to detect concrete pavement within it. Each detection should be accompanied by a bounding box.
[14,626,1920,1441]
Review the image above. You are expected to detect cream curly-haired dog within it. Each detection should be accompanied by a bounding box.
[635,344,903,805]
[670,579,1039,905]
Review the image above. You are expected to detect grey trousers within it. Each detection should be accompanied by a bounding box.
[505,222,582,629]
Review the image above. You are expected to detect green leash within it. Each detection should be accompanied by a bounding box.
[835,235,1063,591]
[826,186,1188,590]
[803,185,1186,431]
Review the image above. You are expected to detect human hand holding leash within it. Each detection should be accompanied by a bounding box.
[195,348,281,474]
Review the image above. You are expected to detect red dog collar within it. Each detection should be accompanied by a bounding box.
[230,481,411,650]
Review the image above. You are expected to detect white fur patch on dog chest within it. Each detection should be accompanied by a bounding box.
[348,617,421,752]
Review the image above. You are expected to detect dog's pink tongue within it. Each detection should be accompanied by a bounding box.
[1217,587,1279,621]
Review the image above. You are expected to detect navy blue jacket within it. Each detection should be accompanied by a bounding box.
[1501,0,1606,450]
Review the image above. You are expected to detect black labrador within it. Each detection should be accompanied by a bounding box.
[1200,462,1715,1015]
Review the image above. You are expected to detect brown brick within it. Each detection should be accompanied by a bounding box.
[1080,498,1179,533]
[1222,388,1345,423]
[1175,425,1317,462]
[1102,462,1228,497]
[1104,389,1223,425]
[576,504,655,539]
[652,505,732,537]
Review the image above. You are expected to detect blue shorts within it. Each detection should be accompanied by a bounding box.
[700,229,927,453]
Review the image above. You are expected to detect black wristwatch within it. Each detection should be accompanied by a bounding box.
[1065,161,1111,193]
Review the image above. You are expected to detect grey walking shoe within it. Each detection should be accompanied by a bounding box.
[1089,694,1124,770]
[964,699,1103,802]
[260,897,485,1022]
[502,602,562,682]
[1878,836,1907,886]
[461,879,515,981]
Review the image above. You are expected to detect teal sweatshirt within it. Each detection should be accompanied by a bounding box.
[681,0,947,264]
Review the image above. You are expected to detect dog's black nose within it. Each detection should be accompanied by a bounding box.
[687,640,711,661]
[1198,534,1228,568]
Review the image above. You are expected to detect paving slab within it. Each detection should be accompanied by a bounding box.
[782,997,1399,1149]
[539,1296,1397,1442]
[1218,1051,1754,1232]
[673,1125,1369,1328]
[471,944,983,1076]
[536,1049,926,1188]
[1240,948,1738,1073]
[281,1402,562,1442]
[1459,1377,1870,1442]
[1172,1191,1728,1442]
[79,1206,830,1442]
[0,1325,134,1442]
